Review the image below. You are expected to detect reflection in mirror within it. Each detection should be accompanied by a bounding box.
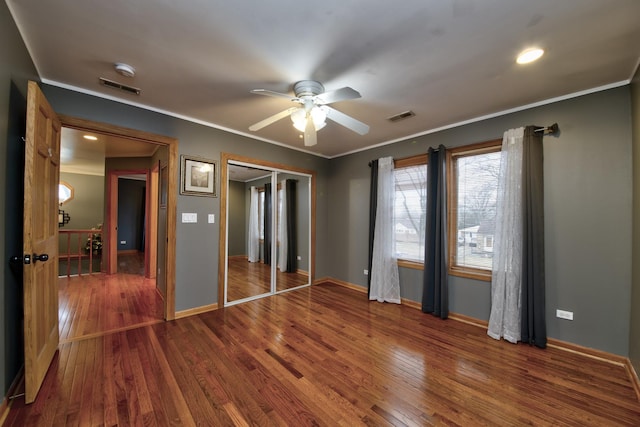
[275,172,310,292]
[226,164,272,303]
[224,159,313,306]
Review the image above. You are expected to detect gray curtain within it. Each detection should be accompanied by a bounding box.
[285,179,297,273]
[521,126,546,348]
[263,182,272,265]
[367,160,379,298]
[422,145,448,318]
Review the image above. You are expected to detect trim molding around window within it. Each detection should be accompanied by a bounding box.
[446,139,502,282]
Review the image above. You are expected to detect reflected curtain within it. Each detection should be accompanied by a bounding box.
[278,181,288,272]
[285,179,297,272]
[422,145,448,318]
[367,159,378,298]
[264,182,272,265]
[277,179,298,273]
[369,157,401,303]
[248,186,259,262]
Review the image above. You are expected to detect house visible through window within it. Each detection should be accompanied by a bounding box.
[393,155,427,265]
[447,140,501,281]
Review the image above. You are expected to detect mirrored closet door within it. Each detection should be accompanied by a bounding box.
[222,156,314,307]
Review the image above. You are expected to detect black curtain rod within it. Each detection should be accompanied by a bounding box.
[534,123,560,135]
[368,124,560,166]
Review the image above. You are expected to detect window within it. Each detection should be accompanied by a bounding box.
[447,140,501,281]
[58,181,74,204]
[393,155,427,267]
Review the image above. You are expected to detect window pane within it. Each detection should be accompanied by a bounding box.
[394,164,427,262]
[455,151,500,270]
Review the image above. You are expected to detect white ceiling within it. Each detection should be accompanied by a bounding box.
[8,0,640,158]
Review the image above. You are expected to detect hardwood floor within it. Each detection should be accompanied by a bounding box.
[227,256,309,302]
[6,283,640,426]
[58,252,163,343]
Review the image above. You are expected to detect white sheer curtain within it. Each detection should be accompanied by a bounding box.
[370,157,401,304]
[488,127,524,343]
[247,186,260,262]
[278,180,288,272]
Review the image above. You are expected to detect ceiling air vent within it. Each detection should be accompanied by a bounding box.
[99,77,141,95]
[387,110,415,122]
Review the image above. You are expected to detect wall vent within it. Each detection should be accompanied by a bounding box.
[387,110,415,122]
[99,77,141,95]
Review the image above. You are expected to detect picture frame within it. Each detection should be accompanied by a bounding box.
[180,155,217,197]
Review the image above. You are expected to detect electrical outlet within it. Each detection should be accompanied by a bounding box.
[364,269,368,275]
[120,240,126,245]
[556,309,574,320]
[297,256,302,261]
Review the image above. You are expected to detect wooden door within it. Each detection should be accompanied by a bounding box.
[23,81,61,404]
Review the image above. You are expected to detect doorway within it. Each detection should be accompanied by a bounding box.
[58,114,178,321]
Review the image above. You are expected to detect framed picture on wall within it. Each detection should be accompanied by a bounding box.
[180,155,217,197]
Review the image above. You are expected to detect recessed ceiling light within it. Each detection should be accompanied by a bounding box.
[83,135,98,141]
[516,48,544,64]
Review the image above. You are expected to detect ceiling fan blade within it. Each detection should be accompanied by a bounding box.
[249,107,298,132]
[304,115,317,146]
[325,106,370,135]
[314,87,361,105]
[251,89,298,102]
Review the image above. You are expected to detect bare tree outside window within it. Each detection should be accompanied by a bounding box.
[394,164,427,262]
[455,151,501,270]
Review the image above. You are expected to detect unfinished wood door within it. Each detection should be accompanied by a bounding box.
[23,81,61,404]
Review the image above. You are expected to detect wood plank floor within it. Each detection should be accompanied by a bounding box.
[6,283,640,426]
[58,253,164,343]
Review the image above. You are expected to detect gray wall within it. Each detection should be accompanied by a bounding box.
[59,172,105,230]
[631,66,640,375]
[228,180,246,256]
[0,0,39,399]
[58,172,105,254]
[328,87,633,356]
[41,84,331,312]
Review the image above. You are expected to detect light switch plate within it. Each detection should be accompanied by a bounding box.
[208,214,215,224]
[182,213,197,223]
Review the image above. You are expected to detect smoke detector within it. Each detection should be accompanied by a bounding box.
[114,63,135,78]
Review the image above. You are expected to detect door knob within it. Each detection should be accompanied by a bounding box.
[33,253,49,263]
[10,254,31,265]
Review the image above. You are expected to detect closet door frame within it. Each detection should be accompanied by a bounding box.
[219,153,316,307]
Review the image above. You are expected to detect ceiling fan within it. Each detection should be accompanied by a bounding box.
[248,80,369,146]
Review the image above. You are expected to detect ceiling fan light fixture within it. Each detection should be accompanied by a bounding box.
[291,106,327,132]
[310,106,327,129]
[291,108,307,132]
